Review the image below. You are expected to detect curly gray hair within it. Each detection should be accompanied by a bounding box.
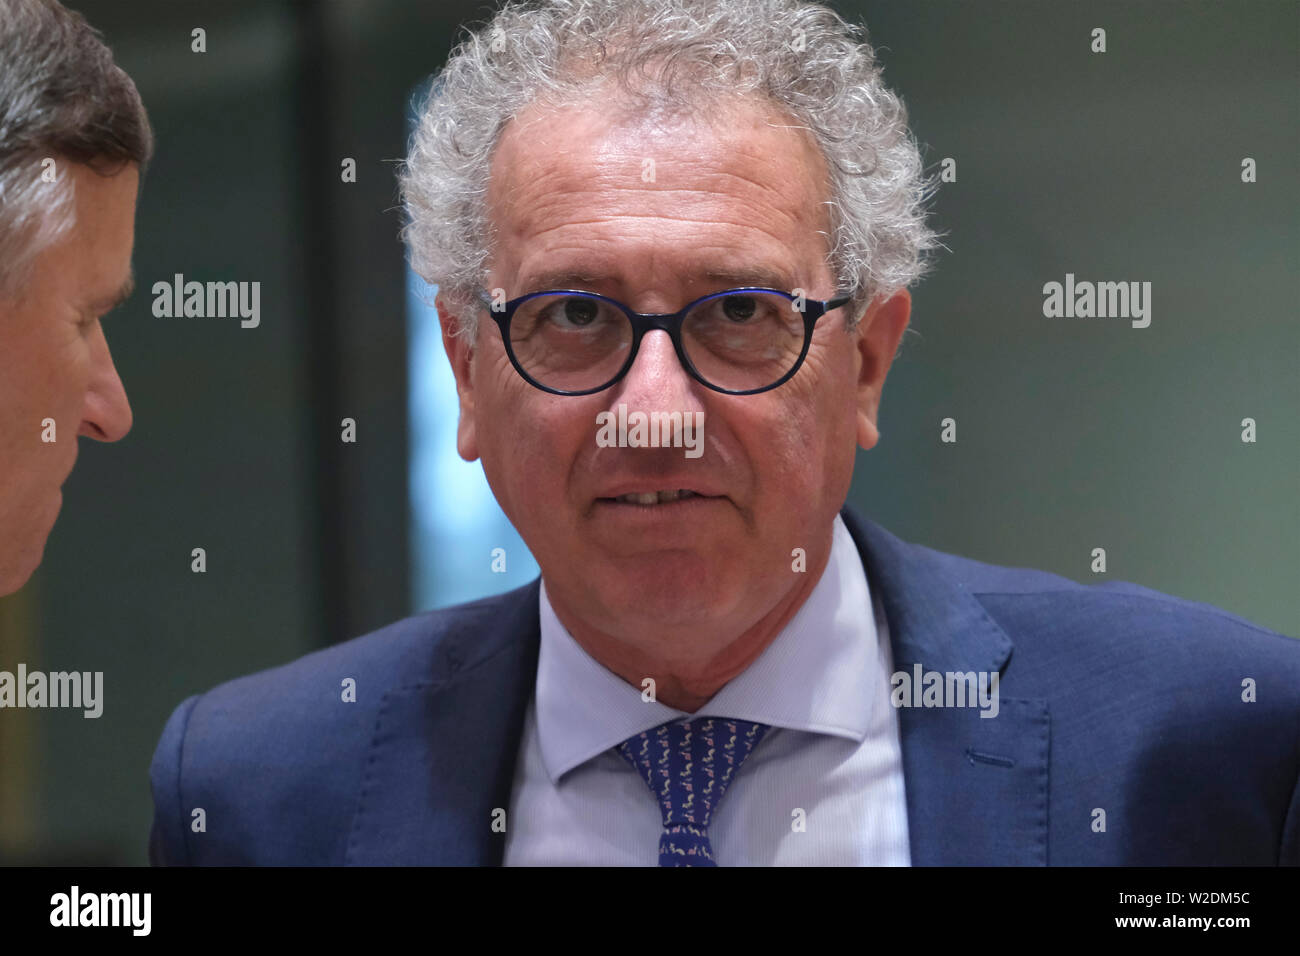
[400,0,941,338]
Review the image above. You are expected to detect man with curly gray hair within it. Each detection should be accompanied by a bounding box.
[151,0,1299,867]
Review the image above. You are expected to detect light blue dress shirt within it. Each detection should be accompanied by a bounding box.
[503,514,911,865]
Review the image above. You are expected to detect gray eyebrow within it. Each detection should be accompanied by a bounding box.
[87,272,135,313]
[515,265,797,295]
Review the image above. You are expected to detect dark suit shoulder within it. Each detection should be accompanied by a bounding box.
[149,580,540,864]
[909,536,1297,657]
[186,579,537,734]
[907,540,1300,864]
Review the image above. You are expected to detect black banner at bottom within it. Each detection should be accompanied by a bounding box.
[0,865,1289,942]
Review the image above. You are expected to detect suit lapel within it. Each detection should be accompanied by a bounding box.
[345,581,541,865]
[841,507,1050,865]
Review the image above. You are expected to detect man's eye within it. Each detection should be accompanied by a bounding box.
[721,296,758,322]
[546,298,601,328]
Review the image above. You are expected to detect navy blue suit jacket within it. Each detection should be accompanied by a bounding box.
[149,506,1300,864]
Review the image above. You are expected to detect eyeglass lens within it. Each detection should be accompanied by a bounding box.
[507,291,806,392]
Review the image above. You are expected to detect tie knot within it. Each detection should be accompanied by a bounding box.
[615,717,771,865]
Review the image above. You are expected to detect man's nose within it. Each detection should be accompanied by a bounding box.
[614,329,702,411]
[78,326,133,442]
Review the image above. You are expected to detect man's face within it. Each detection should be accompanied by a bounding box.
[0,161,138,596]
[441,96,909,653]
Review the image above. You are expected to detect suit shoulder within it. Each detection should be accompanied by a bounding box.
[148,582,539,863]
[878,533,1297,698]
[925,543,1291,643]
[180,579,539,742]
[922,551,1300,704]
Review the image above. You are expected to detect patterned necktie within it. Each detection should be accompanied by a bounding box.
[615,716,772,866]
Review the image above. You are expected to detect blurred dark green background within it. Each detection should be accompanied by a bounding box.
[0,0,1295,864]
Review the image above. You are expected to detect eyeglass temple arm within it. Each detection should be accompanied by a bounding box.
[817,292,855,317]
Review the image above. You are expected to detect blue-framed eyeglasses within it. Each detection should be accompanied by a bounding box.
[475,286,853,396]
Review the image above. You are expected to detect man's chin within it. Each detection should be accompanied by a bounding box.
[0,541,45,598]
[586,495,739,551]
[590,561,738,625]
[0,563,34,598]
[0,492,60,596]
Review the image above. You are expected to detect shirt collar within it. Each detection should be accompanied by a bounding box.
[534,514,882,782]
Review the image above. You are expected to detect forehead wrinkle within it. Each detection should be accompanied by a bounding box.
[504,199,817,260]
[502,160,823,232]
[544,147,817,203]
[517,217,800,273]
[501,222,832,301]
[491,117,829,233]
[488,110,836,302]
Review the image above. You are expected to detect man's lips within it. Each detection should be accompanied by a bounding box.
[599,490,726,506]
[594,480,729,504]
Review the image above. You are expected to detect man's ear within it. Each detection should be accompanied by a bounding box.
[852,288,912,451]
[436,293,480,462]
